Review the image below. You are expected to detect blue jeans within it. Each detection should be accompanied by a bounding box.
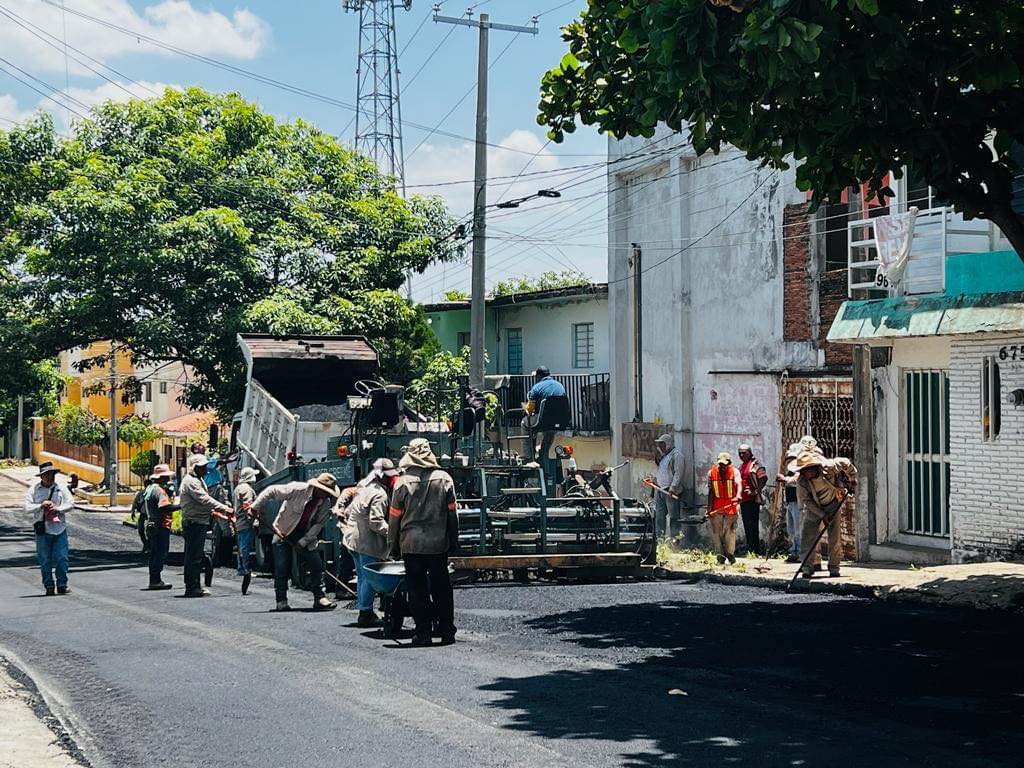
[350,550,381,611]
[36,530,68,589]
[786,500,801,556]
[236,528,254,576]
[272,537,324,603]
[148,527,170,585]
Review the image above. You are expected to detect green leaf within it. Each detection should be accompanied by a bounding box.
[560,52,580,70]
[617,28,641,54]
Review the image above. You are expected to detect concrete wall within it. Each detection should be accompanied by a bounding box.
[948,334,1024,560]
[493,295,609,375]
[607,131,819,519]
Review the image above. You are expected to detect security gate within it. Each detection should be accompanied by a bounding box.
[780,377,856,559]
[780,378,855,459]
[901,369,950,537]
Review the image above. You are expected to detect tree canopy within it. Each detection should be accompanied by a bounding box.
[0,87,460,416]
[538,0,1024,257]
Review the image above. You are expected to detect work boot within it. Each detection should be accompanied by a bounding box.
[147,582,172,591]
[57,586,70,595]
[357,610,382,628]
[829,569,841,578]
[313,596,337,611]
[785,554,800,564]
[45,586,55,596]
[716,555,726,565]
[275,601,291,612]
[184,589,211,598]
[799,571,814,580]
[411,634,433,647]
[241,573,251,595]
[727,555,736,565]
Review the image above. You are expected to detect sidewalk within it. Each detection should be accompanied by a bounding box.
[0,659,84,768]
[657,551,1024,611]
[0,467,131,513]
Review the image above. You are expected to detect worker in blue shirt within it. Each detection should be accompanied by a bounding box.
[523,366,566,461]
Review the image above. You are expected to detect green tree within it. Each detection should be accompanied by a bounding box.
[53,404,161,490]
[129,450,156,484]
[408,347,497,424]
[538,1,1024,259]
[1,88,460,417]
[491,270,588,297]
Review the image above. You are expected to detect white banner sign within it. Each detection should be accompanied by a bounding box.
[873,207,919,289]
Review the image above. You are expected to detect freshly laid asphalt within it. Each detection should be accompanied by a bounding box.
[1,475,1023,768]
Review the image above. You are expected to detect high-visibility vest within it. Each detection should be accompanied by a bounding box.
[708,465,738,513]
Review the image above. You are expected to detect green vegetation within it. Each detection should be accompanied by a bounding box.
[0,87,461,419]
[490,270,588,297]
[539,1,1024,259]
[53,404,161,490]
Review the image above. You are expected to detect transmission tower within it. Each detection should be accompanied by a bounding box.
[343,0,411,192]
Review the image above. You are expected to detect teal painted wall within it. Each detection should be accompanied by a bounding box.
[945,250,1024,295]
[424,307,498,374]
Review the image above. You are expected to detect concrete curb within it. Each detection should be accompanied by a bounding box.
[0,468,32,488]
[654,565,1024,612]
[0,471,129,513]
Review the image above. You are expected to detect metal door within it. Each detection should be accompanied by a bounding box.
[901,369,950,537]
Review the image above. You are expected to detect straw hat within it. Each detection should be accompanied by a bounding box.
[716,451,731,465]
[786,442,802,460]
[149,463,173,481]
[308,472,340,498]
[35,461,60,477]
[791,451,825,473]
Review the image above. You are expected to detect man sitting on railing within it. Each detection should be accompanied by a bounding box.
[522,366,567,461]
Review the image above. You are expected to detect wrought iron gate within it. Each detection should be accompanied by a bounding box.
[779,377,856,558]
[901,369,950,537]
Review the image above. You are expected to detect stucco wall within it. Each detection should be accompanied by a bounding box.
[493,296,609,375]
[607,130,818,515]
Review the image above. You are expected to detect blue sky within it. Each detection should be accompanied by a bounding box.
[0,0,608,301]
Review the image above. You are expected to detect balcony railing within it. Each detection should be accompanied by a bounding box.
[848,205,992,299]
[496,373,610,434]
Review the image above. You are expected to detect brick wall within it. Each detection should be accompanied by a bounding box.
[948,335,1024,560]
[819,269,853,366]
[782,204,812,341]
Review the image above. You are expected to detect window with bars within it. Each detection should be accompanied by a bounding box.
[572,322,594,369]
[159,382,168,395]
[506,328,523,374]
[144,382,152,403]
[981,356,1001,441]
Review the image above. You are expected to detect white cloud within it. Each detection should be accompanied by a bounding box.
[54,79,177,128]
[0,93,34,126]
[405,129,562,219]
[0,0,270,76]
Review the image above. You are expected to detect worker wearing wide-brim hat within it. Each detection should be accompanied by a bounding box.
[251,472,341,611]
[706,452,741,564]
[145,463,179,591]
[792,451,857,579]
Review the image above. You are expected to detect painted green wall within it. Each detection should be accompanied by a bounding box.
[945,250,1024,295]
[424,307,498,374]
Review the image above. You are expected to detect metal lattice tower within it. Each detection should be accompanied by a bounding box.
[343,0,410,191]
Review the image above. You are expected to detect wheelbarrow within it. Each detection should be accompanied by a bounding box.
[362,561,455,640]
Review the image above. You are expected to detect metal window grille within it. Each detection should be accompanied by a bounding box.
[159,382,168,395]
[506,328,523,374]
[144,383,152,402]
[572,322,594,369]
[981,356,1001,441]
[901,369,950,537]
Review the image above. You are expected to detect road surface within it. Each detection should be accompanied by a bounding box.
[1,475,1022,767]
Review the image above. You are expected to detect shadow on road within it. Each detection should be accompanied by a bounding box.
[480,599,1024,766]
[0,523,163,574]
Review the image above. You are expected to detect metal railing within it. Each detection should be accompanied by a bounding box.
[497,373,610,433]
[847,205,992,299]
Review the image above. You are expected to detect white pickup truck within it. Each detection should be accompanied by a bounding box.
[235,334,380,476]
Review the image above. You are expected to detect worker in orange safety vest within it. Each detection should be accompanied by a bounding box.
[706,452,742,564]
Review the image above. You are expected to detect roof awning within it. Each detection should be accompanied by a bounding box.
[828,291,1024,344]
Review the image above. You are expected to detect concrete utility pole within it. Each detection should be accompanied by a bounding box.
[433,10,538,387]
[15,396,24,460]
[108,340,118,507]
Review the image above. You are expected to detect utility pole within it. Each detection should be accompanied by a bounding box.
[433,9,538,387]
[108,340,118,507]
[15,396,24,460]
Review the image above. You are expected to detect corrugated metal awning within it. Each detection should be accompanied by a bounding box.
[827,291,1024,344]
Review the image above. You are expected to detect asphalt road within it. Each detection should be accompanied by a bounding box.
[1,475,1023,768]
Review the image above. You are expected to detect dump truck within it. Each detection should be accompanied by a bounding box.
[235,333,379,476]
